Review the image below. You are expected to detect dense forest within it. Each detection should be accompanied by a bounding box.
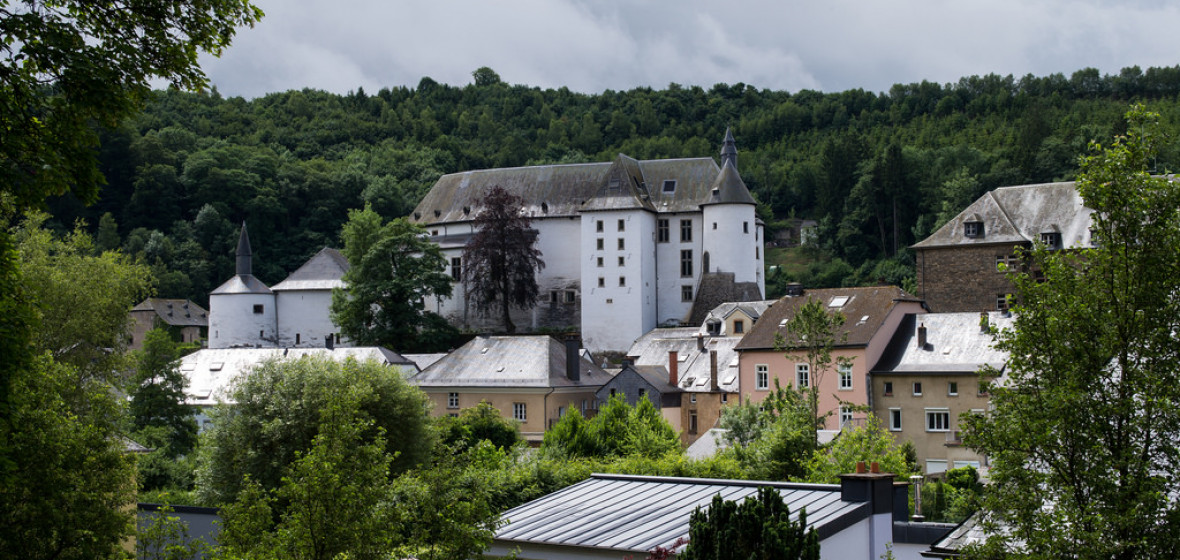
[46,65,1180,307]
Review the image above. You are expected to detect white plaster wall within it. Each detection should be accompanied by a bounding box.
[819,517,870,560]
[655,213,700,326]
[275,290,342,348]
[755,223,766,297]
[208,293,276,349]
[581,210,656,352]
[702,203,759,284]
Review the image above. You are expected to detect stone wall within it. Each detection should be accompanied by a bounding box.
[916,244,1026,313]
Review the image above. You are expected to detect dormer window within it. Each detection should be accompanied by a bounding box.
[1041,232,1062,249]
[663,180,676,193]
[964,221,984,238]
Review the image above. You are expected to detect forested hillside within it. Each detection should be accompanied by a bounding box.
[47,65,1180,306]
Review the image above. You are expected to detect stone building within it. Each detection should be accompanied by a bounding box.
[128,298,207,350]
[912,182,1094,313]
[410,130,764,352]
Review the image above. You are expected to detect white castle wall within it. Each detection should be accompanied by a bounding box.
[275,290,341,348]
[208,293,276,348]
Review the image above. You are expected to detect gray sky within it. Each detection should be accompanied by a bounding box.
[197,0,1180,99]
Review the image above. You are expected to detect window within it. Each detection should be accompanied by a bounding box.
[597,256,604,267]
[756,365,769,390]
[948,381,959,396]
[964,221,984,238]
[610,388,616,397]
[598,277,605,288]
[689,413,698,434]
[721,393,728,403]
[690,394,697,404]
[997,294,1012,312]
[253,304,264,314]
[618,256,625,267]
[450,257,462,281]
[680,250,693,277]
[926,408,950,432]
[550,290,559,303]
[1041,231,1061,248]
[913,382,923,396]
[618,238,625,250]
[743,221,749,233]
[596,238,604,250]
[513,402,527,422]
[596,220,604,232]
[295,333,301,345]
[663,179,676,193]
[796,364,810,389]
[682,285,693,301]
[996,254,1019,272]
[840,406,853,428]
[733,320,745,334]
[838,363,853,390]
[889,408,903,431]
[657,219,670,243]
[680,219,692,242]
[447,392,459,409]
[565,291,576,303]
[618,276,626,287]
[638,388,646,401]
[712,222,717,230]
[617,219,625,232]
[883,381,894,396]
[978,381,990,396]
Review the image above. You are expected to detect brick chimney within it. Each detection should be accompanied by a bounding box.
[917,322,927,349]
[565,335,581,382]
[709,350,718,391]
[668,351,679,386]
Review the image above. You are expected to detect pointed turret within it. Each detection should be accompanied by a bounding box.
[720,127,738,170]
[236,221,252,277]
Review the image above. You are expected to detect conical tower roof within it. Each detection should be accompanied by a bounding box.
[212,222,271,295]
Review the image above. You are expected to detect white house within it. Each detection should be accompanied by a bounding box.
[207,223,348,349]
[411,130,765,353]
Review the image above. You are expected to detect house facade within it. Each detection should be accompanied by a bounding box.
[128,298,207,350]
[871,312,1010,475]
[408,335,612,443]
[912,182,1094,313]
[735,286,925,440]
[410,130,764,352]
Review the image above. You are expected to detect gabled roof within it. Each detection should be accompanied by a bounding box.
[410,335,612,388]
[580,154,656,212]
[180,347,416,406]
[707,300,777,325]
[131,298,208,327]
[913,182,1094,249]
[494,473,869,554]
[735,286,923,351]
[271,247,349,292]
[873,313,1012,375]
[627,328,741,392]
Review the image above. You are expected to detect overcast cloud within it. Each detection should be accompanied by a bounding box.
[196,0,1180,99]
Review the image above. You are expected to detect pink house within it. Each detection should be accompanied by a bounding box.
[735,285,924,440]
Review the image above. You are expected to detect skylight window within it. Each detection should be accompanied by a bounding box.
[829,296,850,308]
[695,377,709,386]
[662,180,677,193]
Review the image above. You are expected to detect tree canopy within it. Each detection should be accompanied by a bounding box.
[462,185,544,333]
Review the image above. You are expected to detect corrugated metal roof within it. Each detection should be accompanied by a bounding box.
[913,182,1094,249]
[409,335,613,388]
[131,298,208,327]
[181,347,414,406]
[271,247,349,291]
[873,313,1013,375]
[735,286,922,351]
[495,474,868,554]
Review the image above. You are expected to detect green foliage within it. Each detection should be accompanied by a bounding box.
[437,400,522,451]
[780,298,851,447]
[720,382,814,481]
[963,106,1180,557]
[195,356,435,506]
[131,328,198,460]
[805,414,914,484]
[680,486,820,560]
[137,505,211,560]
[542,395,681,460]
[331,204,458,352]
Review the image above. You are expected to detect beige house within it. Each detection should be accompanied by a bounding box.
[128,298,207,350]
[409,335,612,443]
[870,312,1011,475]
[735,286,925,440]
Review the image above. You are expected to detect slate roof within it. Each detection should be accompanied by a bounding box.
[912,182,1094,249]
[271,247,349,292]
[131,298,208,327]
[922,512,991,558]
[209,274,271,295]
[627,328,741,393]
[180,347,415,405]
[705,299,777,326]
[494,473,869,554]
[410,155,747,226]
[688,273,764,326]
[702,160,757,206]
[736,286,923,351]
[410,335,613,388]
[873,313,1013,375]
[684,428,731,459]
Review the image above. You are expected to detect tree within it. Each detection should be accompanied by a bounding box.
[437,400,521,452]
[779,297,852,450]
[543,395,681,459]
[331,204,458,352]
[963,106,1180,558]
[680,486,820,560]
[721,381,815,481]
[462,185,544,333]
[804,414,913,484]
[195,356,435,506]
[131,328,198,458]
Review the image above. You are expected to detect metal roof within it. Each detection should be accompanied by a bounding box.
[735,286,923,351]
[626,329,741,393]
[131,298,208,327]
[209,273,272,295]
[494,474,869,554]
[873,313,1013,375]
[180,347,415,406]
[912,182,1094,249]
[271,247,349,291]
[409,335,613,388]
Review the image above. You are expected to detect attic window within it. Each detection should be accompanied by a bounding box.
[209,362,224,372]
[413,212,421,220]
[695,377,709,387]
[434,210,441,217]
[609,177,620,191]
[663,180,676,193]
[541,202,549,213]
[829,296,850,308]
[1041,232,1062,249]
[964,221,984,238]
[463,206,471,215]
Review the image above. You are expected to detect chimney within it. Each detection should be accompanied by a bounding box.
[565,335,581,382]
[917,322,927,349]
[786,283,804,297]
[696,332,705,351]
[668,351,679,386]
[709,350,718,391]
[910,475,925,522]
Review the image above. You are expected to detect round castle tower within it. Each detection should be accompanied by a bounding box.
[701,128,763,291]
[207,223,277,348]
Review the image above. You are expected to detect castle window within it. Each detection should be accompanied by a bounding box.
[663,180,676,193]
[550,291,559,303]
[598,277,605,288]
[596,220,604,232]
[964,221,984,238]
[997,293,1012,311]
[618,238,625,250]
[450,257,462,281]
[657,219,669,243]
[448,392,459,409]
[617,219,625,232]
[597,257,603,267]
[680,219,692,242]
[618,256,625,267]
[296,333,301,345]
[682,285,693,301]
[713,222,717,230]
[596,238,604,251]
[565,291,577,303]
[744,221,749,233]
[619,276,626,287]
[253,304,264,314]
[1041,231,1062,249]
[680,250,693,277]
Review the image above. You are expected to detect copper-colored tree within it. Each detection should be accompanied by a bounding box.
[462,186,544,333]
